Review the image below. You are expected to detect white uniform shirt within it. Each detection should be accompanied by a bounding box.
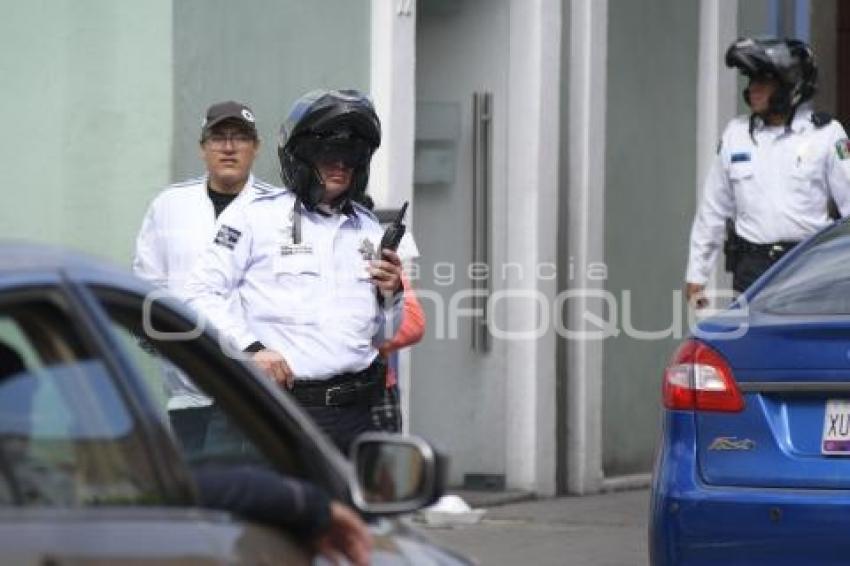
[184,185,404,381]
[133,175,271,299]
[132,174,271,408]
[686,108,850,285]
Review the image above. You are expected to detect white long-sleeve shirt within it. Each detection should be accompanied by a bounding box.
[185,184,403,381]
[132,174,270,408]
[686,109,850,285]
[132,175,269,298]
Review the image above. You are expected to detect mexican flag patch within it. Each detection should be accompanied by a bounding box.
[836,138,850,160]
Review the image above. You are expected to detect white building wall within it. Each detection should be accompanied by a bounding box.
[565,0,609,495]
[370,0,416,212]
[503,0,562,495]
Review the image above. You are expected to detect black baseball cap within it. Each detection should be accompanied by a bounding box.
[201,101,257,137]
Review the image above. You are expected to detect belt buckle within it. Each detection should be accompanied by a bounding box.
[768,244,784,260]
[325,384,344,406]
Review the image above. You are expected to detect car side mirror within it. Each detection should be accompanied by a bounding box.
[350,432,446,515]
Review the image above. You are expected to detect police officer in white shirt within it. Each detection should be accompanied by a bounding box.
[686,37,850,308]
[185,90,404,453]
[133,100,276,454]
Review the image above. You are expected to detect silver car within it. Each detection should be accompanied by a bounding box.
[0,243,470,565]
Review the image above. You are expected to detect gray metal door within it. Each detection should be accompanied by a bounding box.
[411,0,510,487]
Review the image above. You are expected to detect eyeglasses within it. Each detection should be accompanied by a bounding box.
[204,132,256,149]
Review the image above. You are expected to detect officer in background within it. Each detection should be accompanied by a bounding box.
[133,100,277,454]
[185,90,404,454]
[686,37,850,308]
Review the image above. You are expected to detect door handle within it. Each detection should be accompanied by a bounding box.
[471,92,492,353]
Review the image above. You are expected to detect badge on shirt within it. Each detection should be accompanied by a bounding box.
[795,141,811,168]
[281,243,313,256]
[731,152,751,163]
[358,238,377,261]
[213,225,242,250]
[279,219,294,245]
[836,139,850,160]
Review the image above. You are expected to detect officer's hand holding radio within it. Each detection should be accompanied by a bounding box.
[369,201,408,296]
[369,249,403,295]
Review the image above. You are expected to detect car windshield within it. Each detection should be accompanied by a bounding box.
[751,220,850,315]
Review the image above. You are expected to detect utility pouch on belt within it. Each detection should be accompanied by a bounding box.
[723,219,739,273]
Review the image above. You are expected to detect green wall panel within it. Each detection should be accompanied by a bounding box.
[0,0,173,264]
[171,0,371,187]
[0,0,371,266]
[603,0,700,477]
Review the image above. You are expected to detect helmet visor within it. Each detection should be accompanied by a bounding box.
[293,132,372,169]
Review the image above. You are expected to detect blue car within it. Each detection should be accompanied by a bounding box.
[651,219,850,565]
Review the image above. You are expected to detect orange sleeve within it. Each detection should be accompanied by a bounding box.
[379,274,425,355]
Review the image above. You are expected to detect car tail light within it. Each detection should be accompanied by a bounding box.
[663,339,744,412]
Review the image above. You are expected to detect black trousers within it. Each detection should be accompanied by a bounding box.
[302,403,379,456]
[732,250,793,293]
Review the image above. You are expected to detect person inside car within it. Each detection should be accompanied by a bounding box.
[193,464,372,564]
[0,338,372,564]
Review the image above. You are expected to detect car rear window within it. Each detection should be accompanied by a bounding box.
[752,221,850,315]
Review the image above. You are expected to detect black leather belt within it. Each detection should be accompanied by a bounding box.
[290,359,384,407]
[735,236,799,260]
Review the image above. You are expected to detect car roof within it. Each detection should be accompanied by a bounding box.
[0,241,149,291]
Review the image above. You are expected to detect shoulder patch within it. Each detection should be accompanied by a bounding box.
[170,176,205,189]
[253,180,277,190]
[836,139,850,161]
[213,225,242,250]
[351,201,378,222]
[250,182,287,200]
[812,112,833,128]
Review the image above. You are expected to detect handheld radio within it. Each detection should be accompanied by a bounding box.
[379,201,409,253]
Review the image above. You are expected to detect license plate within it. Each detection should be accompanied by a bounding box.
[822,399,850,454]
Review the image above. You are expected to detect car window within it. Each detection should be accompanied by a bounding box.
[87,286,354,502]
[90,290,307,479]
[105,312,271,469]
[0,295,164,507]
[751,222,850,314]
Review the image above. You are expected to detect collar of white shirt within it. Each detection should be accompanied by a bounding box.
[752,103,814,136]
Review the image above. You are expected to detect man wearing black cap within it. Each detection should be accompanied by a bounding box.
[133,100,279,451]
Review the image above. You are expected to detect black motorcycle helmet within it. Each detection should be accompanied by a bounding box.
[278,89,381,211]
[725,37,817,120]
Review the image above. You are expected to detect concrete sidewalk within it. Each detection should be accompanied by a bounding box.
[420,489,649,566]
